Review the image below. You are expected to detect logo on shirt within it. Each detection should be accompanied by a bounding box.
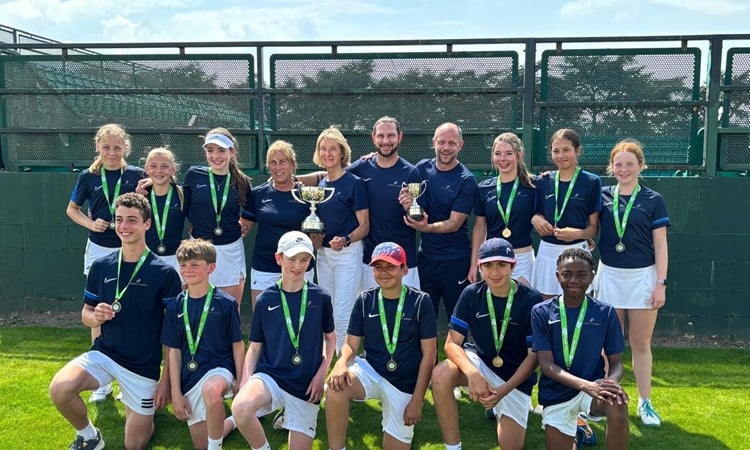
[262,198,273,204]
[475,312,490,319]
[177,312,184,318]
[368,312,380,318]
[195,184,208,189]
[545,193,555,200]
[95,185,104,191]
[363,177,373,182]
[548,319,561,325]
[104,277,118,284]
[268,304,281,311]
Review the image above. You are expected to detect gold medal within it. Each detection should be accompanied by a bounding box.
[111,301,122,313]
[502,228,512,238]
[492,355,503,368]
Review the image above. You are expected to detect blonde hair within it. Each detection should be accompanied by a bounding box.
[266,140,298,170]
[313,126,352,168]
[493,132,534,188]
[145,146,185,208]
[203,127,252,206]
[176,238,217,265]
[607,139,647,175]
[88,124,131,174]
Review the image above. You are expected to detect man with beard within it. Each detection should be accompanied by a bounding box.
[348,116,422,291]
[401,122,478,322]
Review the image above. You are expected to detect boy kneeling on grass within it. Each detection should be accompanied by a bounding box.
[531,248,629,450]
[326,242,437,450]
[161,239,245,450]
[232,231,336,450]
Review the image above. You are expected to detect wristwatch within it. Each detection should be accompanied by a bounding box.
[656,279,668,286]
[344,235,352,247]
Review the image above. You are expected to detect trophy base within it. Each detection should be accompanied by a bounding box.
[408,213,424,221]
[408,206,424,222]
[301,220,325,234]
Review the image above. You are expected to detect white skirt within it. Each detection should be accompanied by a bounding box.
[205,237,246,287]
[595,262,656,309]
[531,240,591,296]
[512,250,535,285]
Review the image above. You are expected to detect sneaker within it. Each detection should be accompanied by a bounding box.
[69,428,105,450]
[89,384,113,403]
[272,408,285,430]
[485,408,496,421]
[453,387,462,400]
[638,399,662,427]
[575,416,597,448]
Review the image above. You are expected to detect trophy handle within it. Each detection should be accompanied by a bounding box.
[415,180,427,199]
[319,187,336,204]
[290,187,306,204]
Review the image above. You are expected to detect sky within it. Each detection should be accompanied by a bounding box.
[1,0,749,44]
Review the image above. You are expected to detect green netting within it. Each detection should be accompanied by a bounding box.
[537,48,702,169]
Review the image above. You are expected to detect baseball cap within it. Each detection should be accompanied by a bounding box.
[369,242,407,266]
[203,133,234,149]
[477,238,516,265]
[276,231,315,258]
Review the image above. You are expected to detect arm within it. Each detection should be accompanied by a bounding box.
[403,336,438,426]
[327,334,362,392]
[239,341,263,388]
[168,347,190,420]
[537,349,625,405]
[239,218,255,238]
[67,201,109,233]
[404,210,468,234]
[553,211,599,242]
[306,331,337,403]
[232,340,246,395]
[531,213,554,236]
[479,349,538,409]
[329,209,370,251]
[651,226,668,309]
[155,347,172,409]
[443,329,493,402]
[295,171,325,186]
[468,216,487,283]
[81,302,114,328]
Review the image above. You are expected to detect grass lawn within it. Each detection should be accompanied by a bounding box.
[1,326,748,449]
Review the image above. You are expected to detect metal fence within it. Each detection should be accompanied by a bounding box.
[1,34,749,175]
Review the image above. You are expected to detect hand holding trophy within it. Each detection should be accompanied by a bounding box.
[291,186,336,233]
[402,181,427,221]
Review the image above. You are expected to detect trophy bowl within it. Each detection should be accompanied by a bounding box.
[402,181,427,221]
[291,186,336,233]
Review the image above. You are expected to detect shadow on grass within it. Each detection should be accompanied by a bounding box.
[586,417,731,450]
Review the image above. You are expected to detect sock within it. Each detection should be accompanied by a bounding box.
[76,421,97,440]
[207,437,223,449]
[226,415,237,431]
[445,444,462,450]
[252,442,271,450]
[639,397,648,407]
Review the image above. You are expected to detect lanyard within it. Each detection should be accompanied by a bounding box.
[613,184,641,241]
[182,285,215,360]
[100,169,123,220]
[278,280,308,352]
[150,186,173,245]
[114,248,150,302]
[559,295,588,369]
[377,286,407,358]
[495,177,519,228]
[486,280,515,354]
[553,167,581,226]
[208,168,231,227]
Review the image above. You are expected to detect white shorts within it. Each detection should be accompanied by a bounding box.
[250,372,320,438]
[531,240,592,296]
[511,250,535,285]
[83,240,119,276]
[360,263,421,292]
[206,238,246,288]
[348,356,415,444]
[541,391,604,437]
[70,350,158,416]
[250,268,314,292]
[464,350,531,428]
[184,368,235,426]
[595,262,656,309]
[158,254,183,282]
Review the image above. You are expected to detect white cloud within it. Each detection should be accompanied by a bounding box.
[650,0,750,15]
[559,0,620,17]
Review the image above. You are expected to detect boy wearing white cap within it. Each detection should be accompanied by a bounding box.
[431,238,542,450]
[232,231,336,450]
[326,242,437,450]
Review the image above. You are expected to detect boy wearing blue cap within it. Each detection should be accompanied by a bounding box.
[432,238,542,450]
[326,242,437,450]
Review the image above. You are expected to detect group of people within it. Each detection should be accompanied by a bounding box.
[49,118,669,450]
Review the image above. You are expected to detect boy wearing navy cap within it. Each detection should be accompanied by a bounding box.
[432,238,542,450]
[232,231,336,450]
[326,242,437,450]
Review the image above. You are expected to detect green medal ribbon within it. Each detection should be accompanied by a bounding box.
[150,186,173,248]
[559,295,589,369]
[208,168,231,229]
[495,177,519,229]
[114,248,150,303]
[486,280,515,355]
[277,280,308,353]
[553,166,581,226]
[182,285,215,360]
[100,168,123,222]
[612,184,641,242]
[377,285,407,359]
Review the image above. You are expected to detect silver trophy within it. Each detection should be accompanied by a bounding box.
[291,186,336,233]
[402,181,427,221]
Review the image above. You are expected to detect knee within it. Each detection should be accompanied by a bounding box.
[49,376,76,403]
[201,382,225,407]
[431,362,456,393]
[607,403,629,426]
[325,387,349,407]
[231,397,257,419]
[628,337,652,354]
